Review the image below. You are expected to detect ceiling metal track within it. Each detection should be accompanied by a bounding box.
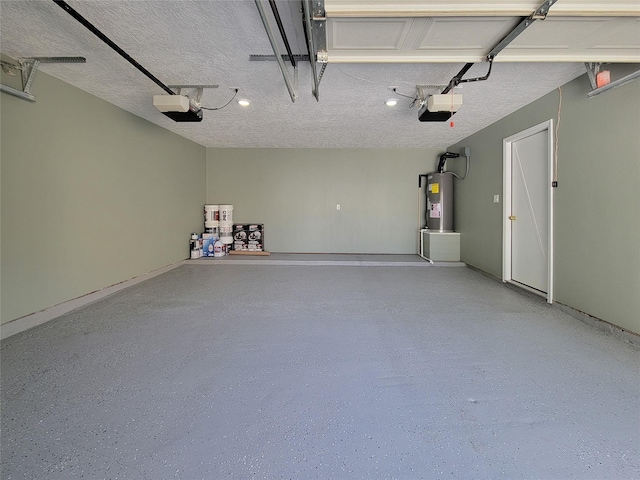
[52,0,176,95]
[486,0,557,60]
[254,0,298,102]
[253,0,327,102]
[167,85,219,89]
[302,0,327,101]
[440,0,556,95]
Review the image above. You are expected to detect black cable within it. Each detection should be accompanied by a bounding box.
[441,63,474,95]
[52,0,175,95]
[458,58,494,85]
[269,0,296,68]
[437,152,460,173]
[391,88,420,108]
[200,89,239,110]
[392,88,418,100]
[441,59,493,94]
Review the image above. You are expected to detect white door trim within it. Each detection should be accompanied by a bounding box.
[503,120,554,304]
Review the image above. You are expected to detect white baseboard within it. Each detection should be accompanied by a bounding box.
[1,261,185,340]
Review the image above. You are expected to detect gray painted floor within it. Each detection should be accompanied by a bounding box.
[188,253,464,267]
[1,262,638,479]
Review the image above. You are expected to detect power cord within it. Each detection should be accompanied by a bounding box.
[553,86,561,187]
[200,89,239,111]
[391,87,419,108]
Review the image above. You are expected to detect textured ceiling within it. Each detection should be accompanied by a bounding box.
[0,1,631,148]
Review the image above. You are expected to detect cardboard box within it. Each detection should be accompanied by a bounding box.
[233,240,263,251]
[233,224,264,251]
[234,240,248,251]
[233,229,248,242]
[234,223,264,232]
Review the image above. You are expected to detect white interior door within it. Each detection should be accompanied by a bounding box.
[503,121,554,303]
[511,131,548,292]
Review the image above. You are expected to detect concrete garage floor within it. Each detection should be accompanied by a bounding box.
[1,260,639,479]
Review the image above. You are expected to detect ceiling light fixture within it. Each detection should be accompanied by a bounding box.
[385,99,397,107]
[238,99,250,107]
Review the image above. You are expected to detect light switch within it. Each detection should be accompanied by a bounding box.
[493,195,500,203]
[337,204,341,211]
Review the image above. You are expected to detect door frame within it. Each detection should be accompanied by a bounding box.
[502,119,554,304]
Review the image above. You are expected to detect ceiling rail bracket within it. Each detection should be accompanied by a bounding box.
[167,85,219,90]
[0,56,85,102]
[312,1,328,65]
[21,59,40,97]
[250,54,311,62]
[167,85,219,105]
[584,62,601,90]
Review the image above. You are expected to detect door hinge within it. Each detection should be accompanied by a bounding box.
[509,215,517,221]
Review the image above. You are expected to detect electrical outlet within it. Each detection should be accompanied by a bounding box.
[493,195,500,203]
[336,204,341,211]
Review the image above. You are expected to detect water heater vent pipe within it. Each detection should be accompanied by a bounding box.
[437,152,460,173]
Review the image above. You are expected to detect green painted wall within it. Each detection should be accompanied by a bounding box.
[206,148,440,254]
[1,71,206,325]
[450,74,640,334]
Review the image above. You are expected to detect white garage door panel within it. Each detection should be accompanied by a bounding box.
[330,18,414,50]
[326,2,640,63]
[502,17,640,61]
[414,17,518,51]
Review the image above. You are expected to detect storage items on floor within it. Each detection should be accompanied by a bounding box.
[190,232,229,259]
[190,205,266,258]
[233,224,264,252]
[219,205,234,245]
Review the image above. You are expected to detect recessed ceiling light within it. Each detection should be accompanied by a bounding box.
[385,99,398,107]
[238,99,250,107]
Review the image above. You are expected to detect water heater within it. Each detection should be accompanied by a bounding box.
[426,172,454,232]
[418,150,469,234]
